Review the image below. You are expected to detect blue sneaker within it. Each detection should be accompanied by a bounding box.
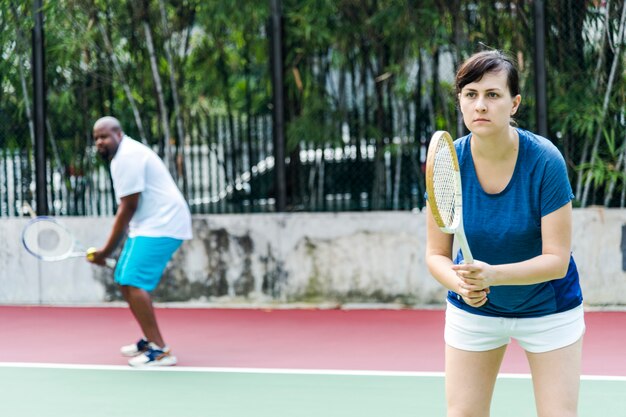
[128,343,177,367]
[120,338,150,357]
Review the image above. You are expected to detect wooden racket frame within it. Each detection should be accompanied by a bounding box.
[425,131,460,230]
[425,130,473,263]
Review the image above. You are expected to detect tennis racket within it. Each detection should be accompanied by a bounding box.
[21,216,116,268]
[425,131,473,263]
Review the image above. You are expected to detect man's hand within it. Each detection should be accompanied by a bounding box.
[86,247,108,266]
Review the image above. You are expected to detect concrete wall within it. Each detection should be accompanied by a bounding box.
[1,208,624,307]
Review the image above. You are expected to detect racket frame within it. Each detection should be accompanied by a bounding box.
[426,131,474,263]
[21,216,116,268]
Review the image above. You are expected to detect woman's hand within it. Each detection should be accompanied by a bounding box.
[451,260,495,307]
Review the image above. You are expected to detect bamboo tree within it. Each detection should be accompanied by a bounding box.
[140,0,173,176]
[600,1,626,207]
[575,0,613,200]
[158,0,186,192]
[9,2,34,148]
[581,0,625,207]
[605,149,624,207]
[96,19,148,143]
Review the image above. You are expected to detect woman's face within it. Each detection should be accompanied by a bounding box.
[458,70,521,138]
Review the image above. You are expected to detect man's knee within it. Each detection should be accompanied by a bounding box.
[119,284,147,299]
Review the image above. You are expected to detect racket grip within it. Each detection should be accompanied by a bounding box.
[87,247,116,269]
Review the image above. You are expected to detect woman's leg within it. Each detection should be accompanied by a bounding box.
[445,344,507,417]
[526,337,583,417]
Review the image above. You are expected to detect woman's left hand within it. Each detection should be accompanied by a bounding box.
[451,260,496,292]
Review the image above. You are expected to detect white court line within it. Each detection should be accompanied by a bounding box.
[0,362,624,381]
[0,362,440,377]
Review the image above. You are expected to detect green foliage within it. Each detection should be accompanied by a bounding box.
[286,93,342,149]
[0,0,623,212]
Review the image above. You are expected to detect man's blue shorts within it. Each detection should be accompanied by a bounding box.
[114,236,183,291]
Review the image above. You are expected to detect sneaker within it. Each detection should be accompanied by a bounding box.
[128,343,177,367]
[120,338,150,357]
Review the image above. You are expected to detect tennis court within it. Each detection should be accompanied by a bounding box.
[0,306,624,416]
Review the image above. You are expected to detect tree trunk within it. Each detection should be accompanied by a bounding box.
[10,3,34,148]
[97,21,148,144]
[159,0,186,193]
[214,37,237,185]
[432,46,440,127]
[451,0,465,137]
[243,31,254,202]
[142,18,174,177]
[604,149,624,207]
[45,120,66,214]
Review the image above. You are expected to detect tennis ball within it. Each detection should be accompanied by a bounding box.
[86,247,97,261]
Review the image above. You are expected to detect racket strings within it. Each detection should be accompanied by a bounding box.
[23,221,75,259]
[432,141,459,228]
[38,229,61,251]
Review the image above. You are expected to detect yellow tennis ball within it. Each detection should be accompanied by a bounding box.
[86,247,97,261]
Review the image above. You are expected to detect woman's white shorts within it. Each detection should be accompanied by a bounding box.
[445,301,585,353]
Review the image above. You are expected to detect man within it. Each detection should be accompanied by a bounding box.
[88,116,192,367]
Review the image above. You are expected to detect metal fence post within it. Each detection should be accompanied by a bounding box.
[270,0,286,212]
[534,0,549,138]
[33,0,48,215]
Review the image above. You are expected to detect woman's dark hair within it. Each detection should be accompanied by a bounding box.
[455,50,520,97]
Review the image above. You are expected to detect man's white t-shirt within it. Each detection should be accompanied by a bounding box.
[110,136,192,240]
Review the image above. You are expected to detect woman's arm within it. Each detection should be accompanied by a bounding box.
[453,202,572,289]
[425,202,489,307]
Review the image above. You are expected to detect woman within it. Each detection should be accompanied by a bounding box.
[426,50,584,417]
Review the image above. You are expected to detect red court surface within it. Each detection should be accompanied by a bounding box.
[0,306,624,376]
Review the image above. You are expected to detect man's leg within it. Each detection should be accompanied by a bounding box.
[120,285,165,348]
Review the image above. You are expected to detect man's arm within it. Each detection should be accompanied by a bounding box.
[89,193,139,265]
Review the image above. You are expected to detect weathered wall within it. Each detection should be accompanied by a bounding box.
[0,209,624,306]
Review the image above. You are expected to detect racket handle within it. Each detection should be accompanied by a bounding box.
[456,231,474,264]
[87,247,117,269]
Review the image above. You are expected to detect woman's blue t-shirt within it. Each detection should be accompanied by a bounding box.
[447,128,583,318]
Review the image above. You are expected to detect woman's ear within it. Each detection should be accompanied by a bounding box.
[511,94,522,116]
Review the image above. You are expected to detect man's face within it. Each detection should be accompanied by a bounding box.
[93,124,122,161]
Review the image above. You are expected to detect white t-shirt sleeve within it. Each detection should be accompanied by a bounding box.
[111,146,146,198]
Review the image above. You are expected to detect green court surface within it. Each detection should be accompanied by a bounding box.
[0,365,624,417]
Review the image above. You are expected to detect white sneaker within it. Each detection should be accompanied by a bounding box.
[128,343,177,367]
[120,338,150,357]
